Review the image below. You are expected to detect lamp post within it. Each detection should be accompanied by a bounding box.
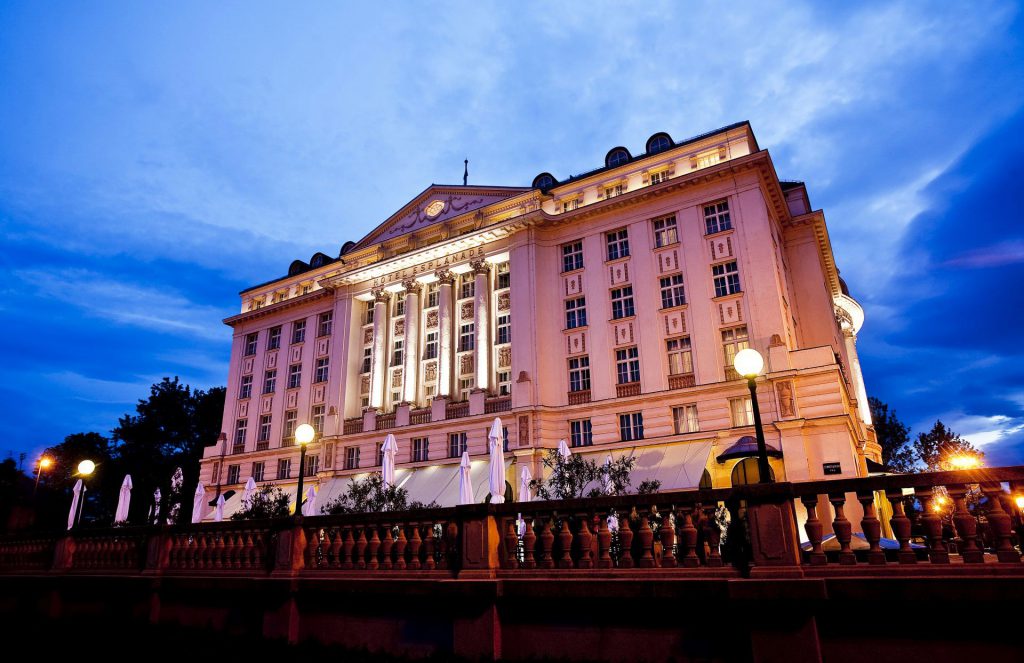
[75,459,96,528]
[733,348,773,484]
[294,423,315,518]
[33,456,53,498]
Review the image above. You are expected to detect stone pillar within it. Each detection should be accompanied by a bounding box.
[369,289,390,410]
[436,270,456,397]
[843,330,872,426]
[472,259,491,392]
[401,280,421,405]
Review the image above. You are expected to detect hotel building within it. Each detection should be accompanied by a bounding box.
[199,121,878,514]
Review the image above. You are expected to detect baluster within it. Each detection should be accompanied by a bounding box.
[424,523,437,570]
[618,516,634,569]
[659,509,677,568]
[355,527,368,570]
[557,516,574,569]
[443,520,459,570]
[883,489,915,564]
[342,527,355,569]
[680,507,699,568]
[800,494,827,566]
[408,523,423,570]
[380,526,394,570]
[367,526,381,570]
[237,531,251,569]
[306,527,320,569]
[328,528,342,568]
[856,491,885,565]
[701,505,723,567]
[214,532,227,569]
[394,525,408,570]
[637,512,655,568]
[504,520,519,569]
[914,486,949,564]
[828,493,856,565]
[522,517,537,569]
[597,514,612,569]
[590,514,600,566]
[251,531,264,569]
[577,515,593,569]
[539,516,555,569]
[948,484,984,563]
[196,533,208,569]
[981,482,1020,563]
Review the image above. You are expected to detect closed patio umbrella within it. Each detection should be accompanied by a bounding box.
[213,494,225,522]
[488,418,506,504]
[191,481,205,524]
[602,454,614,495]
[302,486,317,516]
[519,465,533,503]
[557,439,571,460]
[381,433,398,490]
[458,452,473,505]
[67,479,84,530]
[114,474,133,523]
[242,476,257,504]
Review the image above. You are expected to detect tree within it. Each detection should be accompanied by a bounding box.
[914,420,983,472]
[40,432,116,526]
[528,449,660,500]
[869,397,917,473]
[231,485,290,520]
[321,473,439,515]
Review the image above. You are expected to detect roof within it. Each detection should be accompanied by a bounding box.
[716,436,784,463]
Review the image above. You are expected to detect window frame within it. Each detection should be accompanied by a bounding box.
[652,215,678,247]
[448,431,468,458]
[565,296,587,329]
[673,404,699,434]
[703,199,732,235]
[568,356,591,392]
[610,285,635,320]
[569,419,593,448]
[659,273,686,308]
[606,228,630,261]
[618,412,644,442]
[291,319,306,344]
[712,261,741,297]
[615,346,641,385]
[561,240,584,273]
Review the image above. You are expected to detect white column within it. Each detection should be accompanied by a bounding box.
[436,270,455,397]
[401,280,421,404]
[844,331,872,426]
[369,289,390,410]
[472,260,491,392]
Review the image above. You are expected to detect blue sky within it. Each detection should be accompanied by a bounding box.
[2,2,1023,466]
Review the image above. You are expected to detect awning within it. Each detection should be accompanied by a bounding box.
[577,440,714,492]
[715,436,783,463]
[312,460,499,510]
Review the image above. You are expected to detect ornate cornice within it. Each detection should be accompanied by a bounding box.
[470,258,490,276]
[223,289,333,327]
[435,269,456,285]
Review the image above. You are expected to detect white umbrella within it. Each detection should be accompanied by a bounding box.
[557,439,572,460]
[381,433,398,489]
[67,479,84,530]
[242,476,257,504]
[114,474,133,523]
[302,486,317,516]
[488,418,506,504]
[214,494,225,522]
[458,451,474,505]
[519,465,533,503]
[191,481,206,523]
[151,488,161,525]
[602,454,614,495]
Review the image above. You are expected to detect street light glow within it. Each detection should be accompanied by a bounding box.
[948,455,980,470]
[39,457,52,469]
[733,348,764,379]
[295,423,315,445]
[1015,495,1024,510]
[77,459,95,476]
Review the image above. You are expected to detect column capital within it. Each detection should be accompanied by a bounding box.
[470,259,490,276]
[435,269,457,285]
[372,288,391,304]
[401,278,422,295]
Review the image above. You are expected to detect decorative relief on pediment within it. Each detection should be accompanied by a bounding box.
[377,194,490,243]
[461,301,474,320]
[394,319,405,337]
[497,292,510,312]
[360,375,371,393]
[392,369,403,388]
[424,361,438,382]
[363,328,374,345]
[460,355,474,376]
[426,310,439,328]
[498,346,512,368]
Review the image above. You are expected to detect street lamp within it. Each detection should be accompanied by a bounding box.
[948,454,981,470]
[733,348,773,484]
[33,456,53,497]
[294,423,316,518]
[75,459,95,528]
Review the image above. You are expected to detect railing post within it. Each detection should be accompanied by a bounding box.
[884,488,917,564]
[51,534,76,573]
[744,483,803,576]
[458,504,501,579]
[272,517,308,573]
[948,484,984,563]
[143,526,172,574]
[914,486,950,564]
[981,482,1021,563]
[857,491,886,565]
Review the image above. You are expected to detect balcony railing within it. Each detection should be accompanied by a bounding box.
[616,382,641,398]
[343,418,363,435]
[410,409,432,425]
[668,373,696,389]
[375,413,396,431]
[446,401,469,419]
[255,440,269,451]
[231,444,245,455]
[484,396,511,414]
[567,389,591,405]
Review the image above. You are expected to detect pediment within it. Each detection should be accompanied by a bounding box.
[351,184,529,251]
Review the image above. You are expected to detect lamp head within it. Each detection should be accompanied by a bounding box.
[1015,495,1024,510]
[77,460,95,476]
[948,454,980,470]
[733,348,764,379]
[39,457,53,470]
[295,423,315,446]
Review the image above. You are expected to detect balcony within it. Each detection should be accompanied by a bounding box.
[376,412,396,431]
[342,418,363,435]
[725,367,741,381]
[446,401,469,419]
[410,408,432,425]
[668,372,695,389]
[484,396,511,414]
[616,382,641,398]
[567,389,591,405]
[231,443,245,455]
[255,440,269,452]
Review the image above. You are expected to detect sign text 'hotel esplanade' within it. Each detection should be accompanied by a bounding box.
[367,245,486,289]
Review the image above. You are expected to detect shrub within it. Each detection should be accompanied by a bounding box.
[230,485,290,520]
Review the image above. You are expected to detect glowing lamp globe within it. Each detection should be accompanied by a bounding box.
[295,423,316,446]
[77,460,96,476]
[733,348,764,379]
[39,457,52,469]
[1015,496,1024,510]
[949,455,980,470]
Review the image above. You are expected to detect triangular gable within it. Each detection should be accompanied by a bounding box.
[351,184,529,251]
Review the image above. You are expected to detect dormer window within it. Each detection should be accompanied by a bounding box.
[606,148,631,168]
[532,173,556,191]
[646,133,672,154]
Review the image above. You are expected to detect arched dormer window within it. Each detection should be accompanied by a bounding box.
[288,260,309,276]
[310,252,331,268]
[646,133,673,154]
[605,147,631,168]
[532,172,557,191]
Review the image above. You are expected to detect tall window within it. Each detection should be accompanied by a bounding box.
[317,311,333,337]
[364,302,375,325]
[459,273,475,300]
[496,314,511,345]
[615,346,641,384]
[568,356,591,392]
[652,215,678,247]
[393,291,406,317]
[712,261,741,297]
[287,363,302,389]
[423,332,438,359]
[227,465,240,484]
[361,347,372,374]
[258,415,272,443]
[496,262,510,290]
[562,240,584,272]
[252,461,265,482]
[233,419,247,451]
[239,375,253,399]
[667,336,693,375]
[305,454,320,477]
[291,319,306,344]
[244,332,258,356]
[345,446,360,470]
[263,369,277,394]
[704,200,732,234]
[673,405,699,434]
[426,282,439,308]
[619,412,644,441]
[276,458,291,480]
[497,371,511,396]
[611,286,635,319]
[449,432,468,458]
[311,404,325,434]
[569,419,593,448]
[267,326,282,350]
[565,296,587,329]
[657,274,685,309]
[721,326,749,371]
[606,229,630,261]
[458,378,473,401]
[392,339,404,366]
[314,357,329,383]
[730,396,754,427]
[283,410,297,442]
[458,323,475,352]
[412,437,429,463]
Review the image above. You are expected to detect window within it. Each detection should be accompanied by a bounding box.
[317,311,333,337]
[732,457,774,486]
[364,302,375,325]
[650,170,670,185]
[258,415,272,443]
[730,396,754,427]
[607,148,630,167]
[394,291,406,317]
[496,314,511,345]
[283,410,297,442]
[619,412,644,441]
[704,200,732,234]
[424,385,436,399]
[252,461,265,483]
[568,356,591,392]
[647,134,671,154]
[562,198,580,212]
[315,357,329,383]
[239,375,253,400]
[412,437,429,463]
[605,183,624,199]
[611,286,635,319]
[392,339,404,366]
[496,262,510,290]
[345,446,360,470]
[304,455,320,477]
[391,389,401,407]
[615,346,641,384]
[361,347,372,374]
[722,326,749,371]
[244,332,258,356]
[569,419,593,448]
[263,370,276,394]
[311,404,325,434]
[562,240,584,273]
[497,370,511,396]
[652,215,677,247]
[712,261,741,297]
[459,273,475,300]
[458,378,473,401]
[302,284,312,295]
[291,319,306,344]
[449,432,468,458]
[659,274,686,308]
[673,404,699,434]
[277,458,291,480]
[287,363,302,389]
[267,326,282,350]
[423,332,438,360]
[458,323,475,352]
[565,296,587,329]
[606,229,630,261]
[426,282,439,308]
[667,336,693,375]
[227,465,240,484]
[233,419,247,451]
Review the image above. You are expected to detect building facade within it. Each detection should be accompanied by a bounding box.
[199,121,878,515]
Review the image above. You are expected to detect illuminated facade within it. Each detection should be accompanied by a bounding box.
[198,121,878,515]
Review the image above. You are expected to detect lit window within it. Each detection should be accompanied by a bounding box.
[615,346,641,384]
[458,378,473,401]
[605,184,624,199]
[562,198,580,212]
[660,274,686,308]
[606,229,630,260]
[267,326,282,350]
[568,356,591,392]
[673,405,699,434]
[412,437,429,462]
[393,291,406,317]
[667,336,693,375]
[277,458,291,480]
[496,262,511,290]
[459,323,475,352]
[459,274,475,300]
[304,454,320,477]
[650,170,670,185]
[258,415,272,442]
[611,286,635,320]
[311,404,325,434]
[315,357,329,383]
[288,363,302,389]
[712,261,741,297]
[722,326,749,372]
[233,419,247,451]
[619,412,644,441]
[562,241,584,272]
[227,465,240,484]
[291,319,306,344]
[565,296,587,329]
[361,347,372,374]
[317,311,333,337]
[239,375,253,400]
[426,283,439,308]
[252,461,265,482]
[730,396,754,427]
[392,339,404,367]
[345,446,360,470]
[496,314,511,345]
[283,410,297,442]
[569,419,593,447]
[497,371,511,396]
[652,215,677,247]
[423,331,438,360]
[448,432,468,458]
[704,200,732,235]
[244,333,258,356]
